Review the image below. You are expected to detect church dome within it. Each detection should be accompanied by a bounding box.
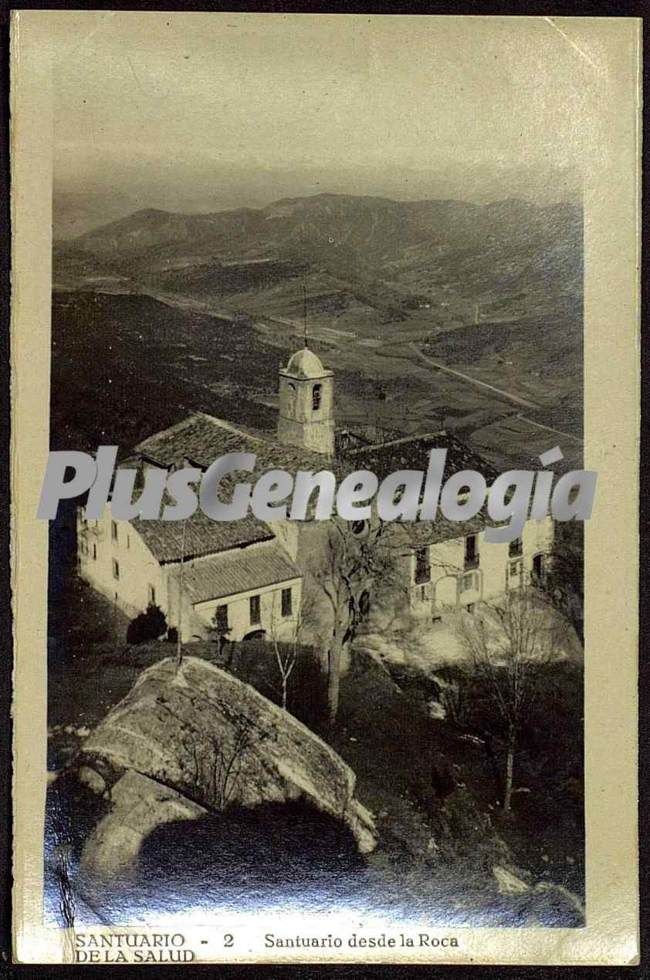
[285,347,327,379]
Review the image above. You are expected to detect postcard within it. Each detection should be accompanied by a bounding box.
[10,11,640,965]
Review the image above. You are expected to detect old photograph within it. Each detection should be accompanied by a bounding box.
[10,10,640,965]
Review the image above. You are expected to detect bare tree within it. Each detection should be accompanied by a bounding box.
[267,611,300,712]
[309,518,465,726]
[274,639,298,712]
[309,520,403,725]
[456,588,561,813]
[266,585,321,711]
[203,722,273,810]
[175,712,263,812]
[313,521,382,725]
[209,723,255,810]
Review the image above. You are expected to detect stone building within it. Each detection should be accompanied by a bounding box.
[78,503,302,644]
[78,344,553,645]
[277,347,335,456]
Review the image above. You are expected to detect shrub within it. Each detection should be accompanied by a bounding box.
[126,604,168,645]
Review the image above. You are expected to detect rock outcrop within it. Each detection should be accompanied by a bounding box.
[80,770,207,880]
[77,656,376,880]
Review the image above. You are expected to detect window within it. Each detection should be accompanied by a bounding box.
[92,543,97,560]
[466,603,475,614]
[249,594,261,625]
[148,585,156,606]
[460,570,479,593]
[312,384,322,411]
[532,553,545,582]
[464,534,478,569]
[509,559,523,580]
[281,587,292,618]
[111,520,118,543]
[127,534,131,550]
[286,382,296,410]
[509,537,523,558]
[215,604,229,632]
[112,559,120,580]
[414,547,431,584]
[419,585,428,602]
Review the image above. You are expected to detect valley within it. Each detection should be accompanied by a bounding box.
[52,192,583,470]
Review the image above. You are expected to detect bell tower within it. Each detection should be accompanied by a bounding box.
[277,347,335,456]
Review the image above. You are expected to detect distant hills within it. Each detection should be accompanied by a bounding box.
[54,192,582,326]
[51,192,583,464]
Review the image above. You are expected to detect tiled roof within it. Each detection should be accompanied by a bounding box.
[131,413,501,558]
[383,510,499,552]
[132,508,274,563]
[345,431,499,483]
[136,414,262,469]
[182,542,301,604]
[136,412,496,483]
[136,412,346,475]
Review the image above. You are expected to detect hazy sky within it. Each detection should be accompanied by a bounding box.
[49,13,605,236]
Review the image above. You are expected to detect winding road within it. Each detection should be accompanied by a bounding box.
[408,342,539,410]
[407,342,583,449]
[513,413,583,447]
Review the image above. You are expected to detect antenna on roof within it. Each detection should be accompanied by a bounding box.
[303,280,308,348]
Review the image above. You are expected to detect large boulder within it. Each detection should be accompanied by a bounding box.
[77,656,376,880]
[80,770,207,880]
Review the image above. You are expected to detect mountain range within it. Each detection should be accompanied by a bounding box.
[54,192,582,326]
[51,192,583,469]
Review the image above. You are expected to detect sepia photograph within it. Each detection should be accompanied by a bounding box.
[10,10,640,965]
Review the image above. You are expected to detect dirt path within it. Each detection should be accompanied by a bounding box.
[408,343,540,410]
[514,413,583,447]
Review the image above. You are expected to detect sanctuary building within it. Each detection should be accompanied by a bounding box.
[78,345,554,646]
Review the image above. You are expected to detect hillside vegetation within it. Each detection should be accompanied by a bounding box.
[55,192,581,327]
[52,192,583,466]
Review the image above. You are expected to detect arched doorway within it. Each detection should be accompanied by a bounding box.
[531,553,545,584]
[434,575,458,615]
[243,629,266,642]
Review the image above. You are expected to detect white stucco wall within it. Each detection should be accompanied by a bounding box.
[77,506,168,620]
[268,519,299,561]
[79,508,304,644]
[407,517,556,619]
[191,577,302,643]
[277,370,335,455]
[78,498,555,648]
[522,517,555,569]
